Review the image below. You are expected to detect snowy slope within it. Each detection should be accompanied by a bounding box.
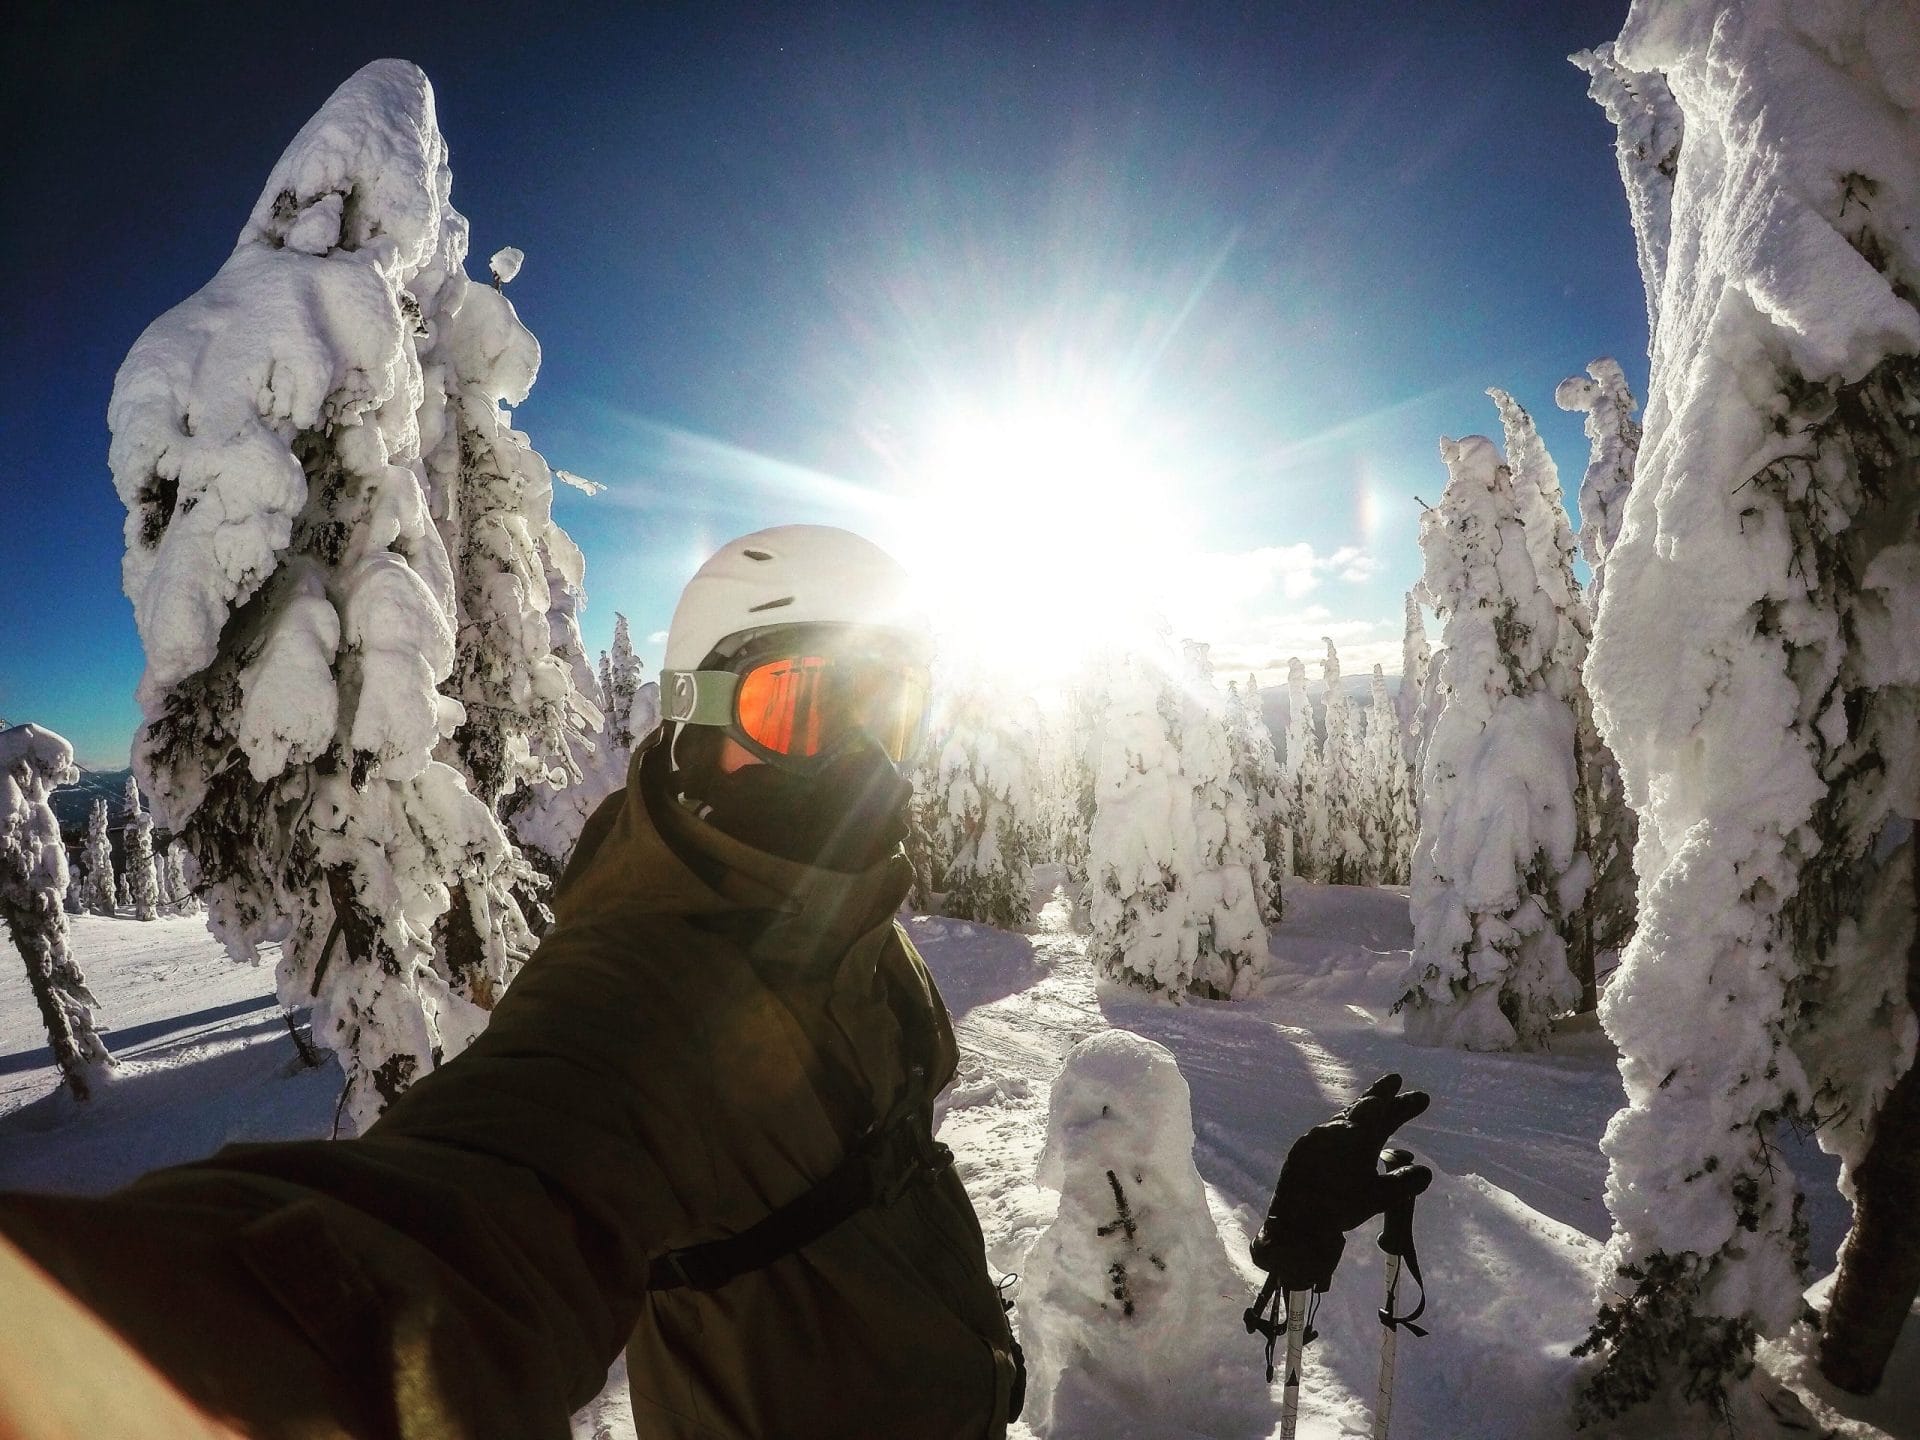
[1,891,1911,1438]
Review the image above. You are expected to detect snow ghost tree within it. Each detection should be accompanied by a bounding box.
[1317,639,1369,885]
[1487,388,1604,1008]
[1225,675,1287,923]
[1020,1031,1260,1438]
[415,218,598,966]
[1557,357,1644,984]
[1089,651,1206,996]
[1363,663,1416,886]
[115,874,131,914]
[1571,43,1682,346]
[1555,358,1642,614]
[1177,643,1269,998]
[1047,667,1106,886]
[1397,590,1431,753]
[121,776,160,923]
[82,799,116,917]
[1281,656,1325,881]
[414,227,599,966]
[501,532,613,882]
[1086,644,1265,1000]
[164,846,201,917]
[0,725,113,1101]
[924,673,1039,930]
[1577,1,1920,1415]
[602,613,648,753]
[107,61,545,1130]
[1399,436,1582,1052]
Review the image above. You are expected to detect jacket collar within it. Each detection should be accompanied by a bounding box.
[628,731,912,965]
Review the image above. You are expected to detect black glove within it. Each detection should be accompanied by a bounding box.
[1250,1074,1432,1293]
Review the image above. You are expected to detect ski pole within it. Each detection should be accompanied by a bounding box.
[1373,1252,1403,1440]
[1280,1288,1310,1440]
[1373,1149,1429,1440]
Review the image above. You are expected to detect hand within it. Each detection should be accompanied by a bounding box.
[1250,1074,1433,1293]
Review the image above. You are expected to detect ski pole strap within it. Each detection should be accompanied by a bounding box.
[647,1109,952,1292]
[1377,1201,1428,1338]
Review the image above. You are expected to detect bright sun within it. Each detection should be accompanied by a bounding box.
[887,400,1199,691]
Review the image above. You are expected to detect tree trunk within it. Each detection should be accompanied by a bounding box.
[1818,838,1920,1394]
[441,882,496,1010]
[4,901,98,1102]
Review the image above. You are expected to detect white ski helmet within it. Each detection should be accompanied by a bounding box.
[662,525,930,675]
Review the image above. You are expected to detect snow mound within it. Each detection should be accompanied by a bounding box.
[1020,1031,1265,1437]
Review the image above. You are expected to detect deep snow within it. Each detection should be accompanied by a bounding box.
[1,883,1911,1438]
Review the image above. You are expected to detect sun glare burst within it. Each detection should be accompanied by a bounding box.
[888,401,1198,690]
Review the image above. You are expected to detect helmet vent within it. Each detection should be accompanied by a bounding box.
[747,595,795,613]
[742,548,774,561]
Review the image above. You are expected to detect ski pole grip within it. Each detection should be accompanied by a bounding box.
[1376,1148,1429,1259]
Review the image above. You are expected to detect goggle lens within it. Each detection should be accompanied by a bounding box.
[734,655,929,763]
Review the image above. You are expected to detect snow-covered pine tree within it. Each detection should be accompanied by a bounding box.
[115,874,131,915]
[0,725,113,1100]
[1225,675,1287,923]
[63,871,86,916]
[82,798,115,917]
[1396,590,1431,753]
[1571,43,1682,349]
[604,613,645,752]
[1177,643,1267,999]
[1399,436,1582,1052]
[596,649,616,727]
[1363,664,1416,886]
[1318,639,1369,885]
[1557,357,1644,986]
[1051,666,1105,886]
[412,221,597,995]
[1576,1,1920,1413]
[164,845,201,917]
[503,545,621,889]
[122,776,160,922]
[109,61,536,1131]
[1487,388,1602,1009]
[1555,358,1642,614]
[925,674,1039,931]
[1281,657,1325,881]
[1088,649,1198,997]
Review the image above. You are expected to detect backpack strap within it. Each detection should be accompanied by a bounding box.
[646,1105,952,1292]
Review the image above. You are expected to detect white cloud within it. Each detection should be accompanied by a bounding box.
[1326,546,1381,583]
[647,630,670,647]
[1201,605,1404,690]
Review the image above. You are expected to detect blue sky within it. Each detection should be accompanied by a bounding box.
[0,0,1642,767]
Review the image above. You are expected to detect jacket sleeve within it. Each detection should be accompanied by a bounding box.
[0,785,707,1440]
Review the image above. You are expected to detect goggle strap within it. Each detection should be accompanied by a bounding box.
[661,669,740,728]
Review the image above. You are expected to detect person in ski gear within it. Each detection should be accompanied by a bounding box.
[0,525,1024,1440]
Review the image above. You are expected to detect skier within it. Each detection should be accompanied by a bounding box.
[0,526,1024,1439]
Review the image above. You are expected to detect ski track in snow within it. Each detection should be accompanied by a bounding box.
[1,895,1910,1439]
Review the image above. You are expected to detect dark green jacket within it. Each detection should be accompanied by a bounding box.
[0,737,1018,1438]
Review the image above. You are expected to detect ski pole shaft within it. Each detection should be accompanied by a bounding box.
[1373,1254,1403,1440]
[1281,1289,1309,1440]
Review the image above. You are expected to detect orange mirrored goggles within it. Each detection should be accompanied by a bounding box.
[720,654,931,764]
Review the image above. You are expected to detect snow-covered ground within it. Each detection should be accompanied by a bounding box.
[2,884,1913,1438]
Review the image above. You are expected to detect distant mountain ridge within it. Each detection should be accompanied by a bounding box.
[50,767,135,834]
